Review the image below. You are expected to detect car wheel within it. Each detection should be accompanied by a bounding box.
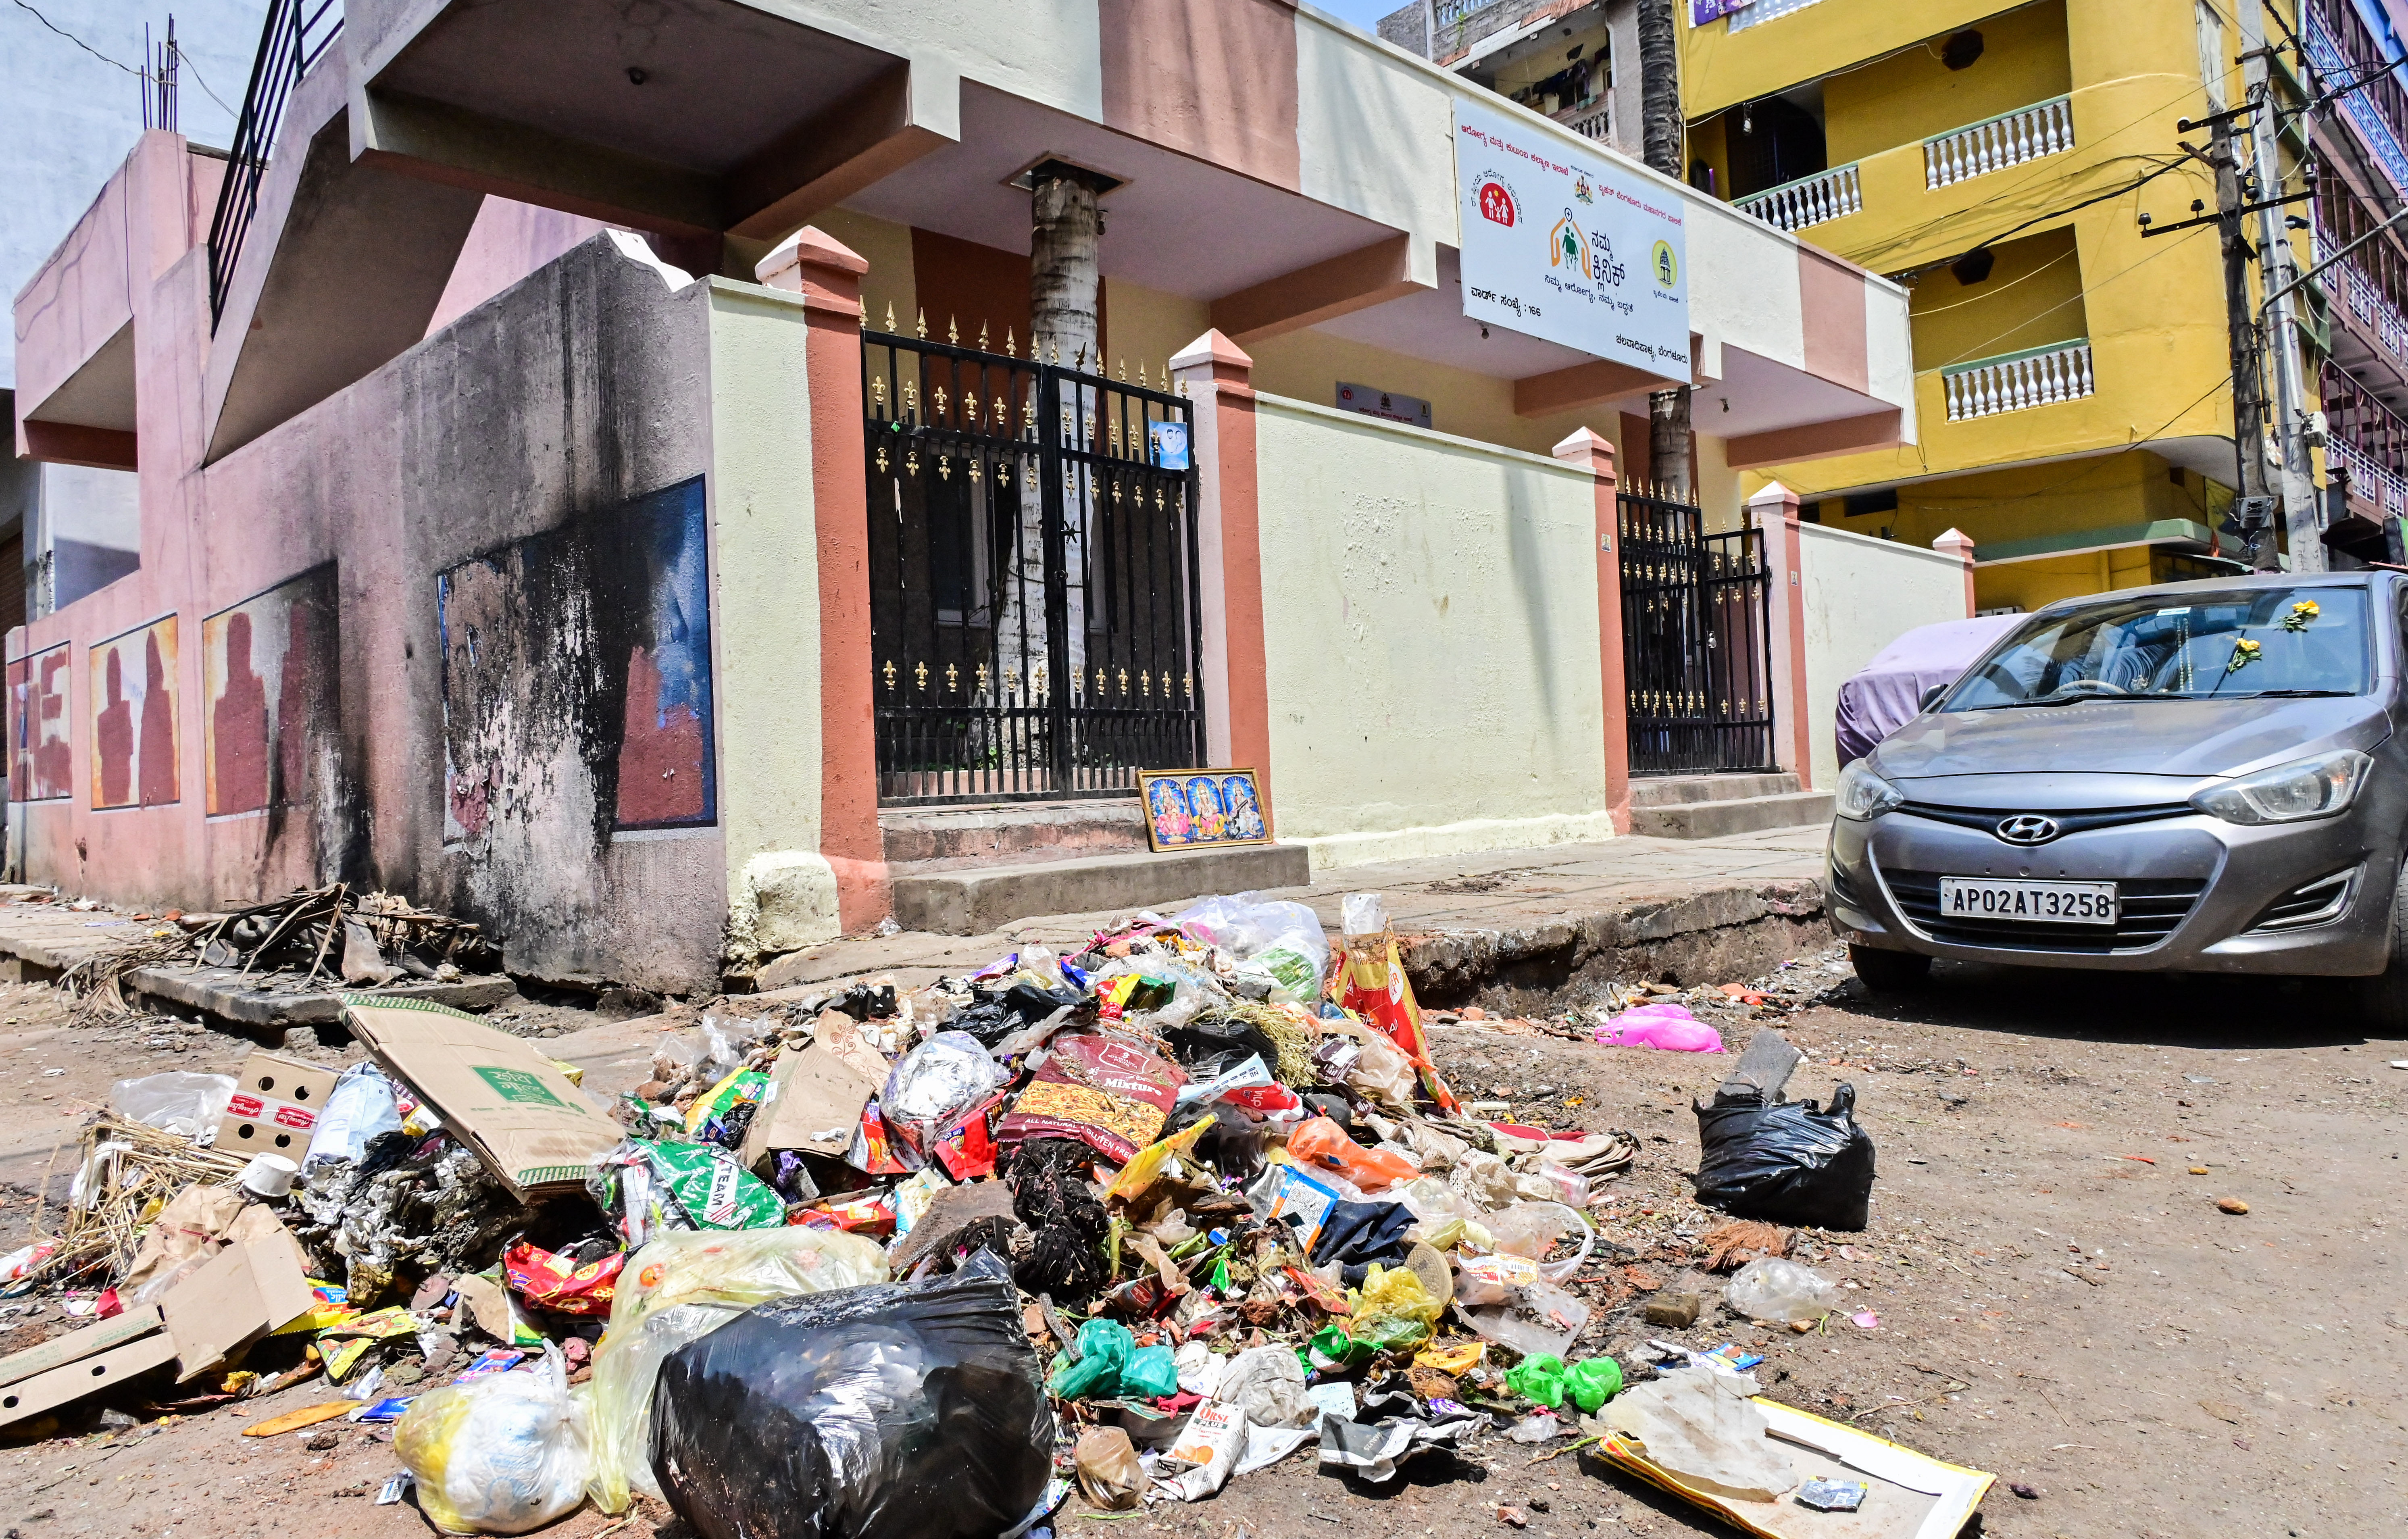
[2353,863,2408,1032]
[1848,943,1932,993]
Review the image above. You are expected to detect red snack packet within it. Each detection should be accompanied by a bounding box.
[791,1196,895,1236]
[997,1032,1187,1164]
[846,1098,913,1175]
[931,1092,1006,1180]
[502,1241,625,1316]
[1339,934,1459,1114]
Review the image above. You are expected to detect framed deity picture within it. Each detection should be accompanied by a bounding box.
[1139,766,1269,852]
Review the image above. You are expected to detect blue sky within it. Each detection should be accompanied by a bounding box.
[1311,0,1401,37]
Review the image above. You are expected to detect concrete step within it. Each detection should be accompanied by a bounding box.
[890,843,1311,935]
[1631,789,1834,840]
[880,798,1148,864]
[1628,772,1801,808]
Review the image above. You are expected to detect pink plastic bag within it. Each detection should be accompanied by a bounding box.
[1594,1003,1725,1053]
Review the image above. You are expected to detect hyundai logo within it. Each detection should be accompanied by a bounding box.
[1995,815,2061,846]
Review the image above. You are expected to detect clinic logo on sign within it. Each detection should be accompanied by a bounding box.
[1589,231,1627,287]
[1549,210,1589,273]
[1475,174,1520,227]
[1651,239,1679,288]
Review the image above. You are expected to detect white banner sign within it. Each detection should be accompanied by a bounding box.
[1454,101,1690,380]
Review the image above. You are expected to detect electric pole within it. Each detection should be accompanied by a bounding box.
[2205,109,2279,569]
[2238,8,2322,572]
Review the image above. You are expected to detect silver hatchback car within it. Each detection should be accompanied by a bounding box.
[1828,572,2408,1025]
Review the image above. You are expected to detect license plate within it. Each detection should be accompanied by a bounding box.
[1937,877,2117,925]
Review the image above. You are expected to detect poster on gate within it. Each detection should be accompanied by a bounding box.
[1454,100,1689,382]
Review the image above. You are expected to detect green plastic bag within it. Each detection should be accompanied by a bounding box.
[1308,1324,1376,1371]
[1504,1353,1622,1413]
[1120,1345,1179,1398]
[637,1139,785,1230]
[1050,1319,1134,1399]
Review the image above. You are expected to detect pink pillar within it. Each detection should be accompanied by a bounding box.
[1747,481,1814,789]
[1933,527,1978,617]
[1171,329,1276,834]
[1554,428,1632,835]
[759,229,891,933]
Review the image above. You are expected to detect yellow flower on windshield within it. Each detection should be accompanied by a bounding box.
[2227,637,2262,673]
[2282,600,2320,633]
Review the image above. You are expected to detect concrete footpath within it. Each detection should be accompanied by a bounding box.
[756,825,1829,1013]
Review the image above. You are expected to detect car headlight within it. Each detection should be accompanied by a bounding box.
[1835,760,1905,821]
[2188,748,2373,825]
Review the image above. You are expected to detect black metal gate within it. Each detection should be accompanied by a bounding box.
[1619,489,1777,776]
[864,329,1206,804]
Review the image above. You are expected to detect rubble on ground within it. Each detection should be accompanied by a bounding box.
[0,893,1992,1538]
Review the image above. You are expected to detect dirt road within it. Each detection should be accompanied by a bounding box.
[1,954,2402,1539]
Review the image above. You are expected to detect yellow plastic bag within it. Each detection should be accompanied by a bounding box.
[1103,1118,1210,1208]
[584,1226,886,1513]
[396,1347,590,1534]
[1413,1339,1486,1376]
[1345,1263,1444,1352]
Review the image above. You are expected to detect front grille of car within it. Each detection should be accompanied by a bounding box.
[1880,868,2208,953]
[1894,801,2193,841]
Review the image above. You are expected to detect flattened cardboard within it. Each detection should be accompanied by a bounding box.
[217,1050,339,1158]
[0,1304,164,1390]
[342,995,620,1200]
[739,1041,887,1168]
[159,1224,318,1381]
[0,1334,180,1425]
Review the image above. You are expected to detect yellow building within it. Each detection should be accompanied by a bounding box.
[1681,0,2329,610]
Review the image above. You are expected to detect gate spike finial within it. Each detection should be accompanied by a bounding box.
[979,321,990,350]
[1138,360,1149,388]
[948,314,959,345]
[884,302,896,332]
[1004,327,1017,357]
[1116,357,1127,382]
[915,308,927,339]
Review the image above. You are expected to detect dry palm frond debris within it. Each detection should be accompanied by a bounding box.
[194,884,502,986]
[1696,1218,1794,1271]
[60,930,200,1026]
[48,1113,250,1284]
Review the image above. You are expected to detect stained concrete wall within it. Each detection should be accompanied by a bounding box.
[1798,520,1971,790]
[10,225,751,992]
[1252,393,1614,869]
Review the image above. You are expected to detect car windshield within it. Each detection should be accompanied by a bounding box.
[1945,585,2373,708]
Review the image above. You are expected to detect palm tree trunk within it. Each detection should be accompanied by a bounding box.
[1637,0,1692,500]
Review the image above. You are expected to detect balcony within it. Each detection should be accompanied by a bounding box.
[1735,162,1862,233]
[2331,435,2408,517]
[1925,97,2075,190]
[2307,0,2408,196]
[1941,339,2094,421]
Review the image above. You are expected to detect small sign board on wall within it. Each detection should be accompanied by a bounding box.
[1454,100,1690,382]
[1140,767,1269,852]
[1335,383,1433,431]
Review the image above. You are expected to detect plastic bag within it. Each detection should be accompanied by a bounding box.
[1103,1118,1211,1208]
[1504,1354,1623,1413]
[1288,1116,1419,1192]
[1485,1201,1596,1281]
[1595,1002,1727,1053]
[1216,1343,1312,1428]
[1693,1083,1877,1231]
[648,1255,1051,1539]
[1336,894,1458,1113]
[1723,1258,1841,1324]
[881,1032,1004,1159]
[108,1071,234,1138]
[586,1227,886,1513]
[638,1139,785,1231]
[1601,1367,1796,1504]
[1047,1318,1177,1400]
[304,1063,402,1168]
[1171,893,1329,998]
[396,1346,590,1534]
[1460,1277,1590,1358]
[1344,1264,1442,1352]
[1075,1427,1146,1510]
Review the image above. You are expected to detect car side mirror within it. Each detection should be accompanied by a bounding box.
[1919,685,1949,712]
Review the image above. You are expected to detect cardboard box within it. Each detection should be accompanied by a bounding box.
[217,1051,339,1159]
[738,1040,888,1169]
[159,1222,319,1381]
[0,1305,164,1396]
[342,996,621,1201]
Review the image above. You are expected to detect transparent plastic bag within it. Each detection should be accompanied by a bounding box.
[108,1072,234,1138]
[304,1063,402,1169]
[397,1346,590,1534]
[1723,1258,1841,1325]
[881,1031,1003,1158]
[1172,894,1330,1000]
[585,1227,887,1513]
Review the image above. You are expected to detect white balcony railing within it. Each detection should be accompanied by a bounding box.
[2340,258,2408,358]
[2331,435,2408,517]
[1941,339,2095,421]
[1560,102,1613,144]
[1734,162,1862,232]
[1730,0,1827,33]
[1925,96,2075,189]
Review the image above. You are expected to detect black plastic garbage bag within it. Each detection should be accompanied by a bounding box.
[648,1254,1052,1539]
[1309,1200,1415,1270]
[1691,1083,1876,1231]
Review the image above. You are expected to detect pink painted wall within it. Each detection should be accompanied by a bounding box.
[6,134,730,991]
[425,197,614,337]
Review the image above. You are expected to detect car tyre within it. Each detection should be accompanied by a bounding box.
[2353,862,2408,1032]
[1848,943,1932,993]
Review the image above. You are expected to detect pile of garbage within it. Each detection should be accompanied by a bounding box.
[0,888,1947,1538]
